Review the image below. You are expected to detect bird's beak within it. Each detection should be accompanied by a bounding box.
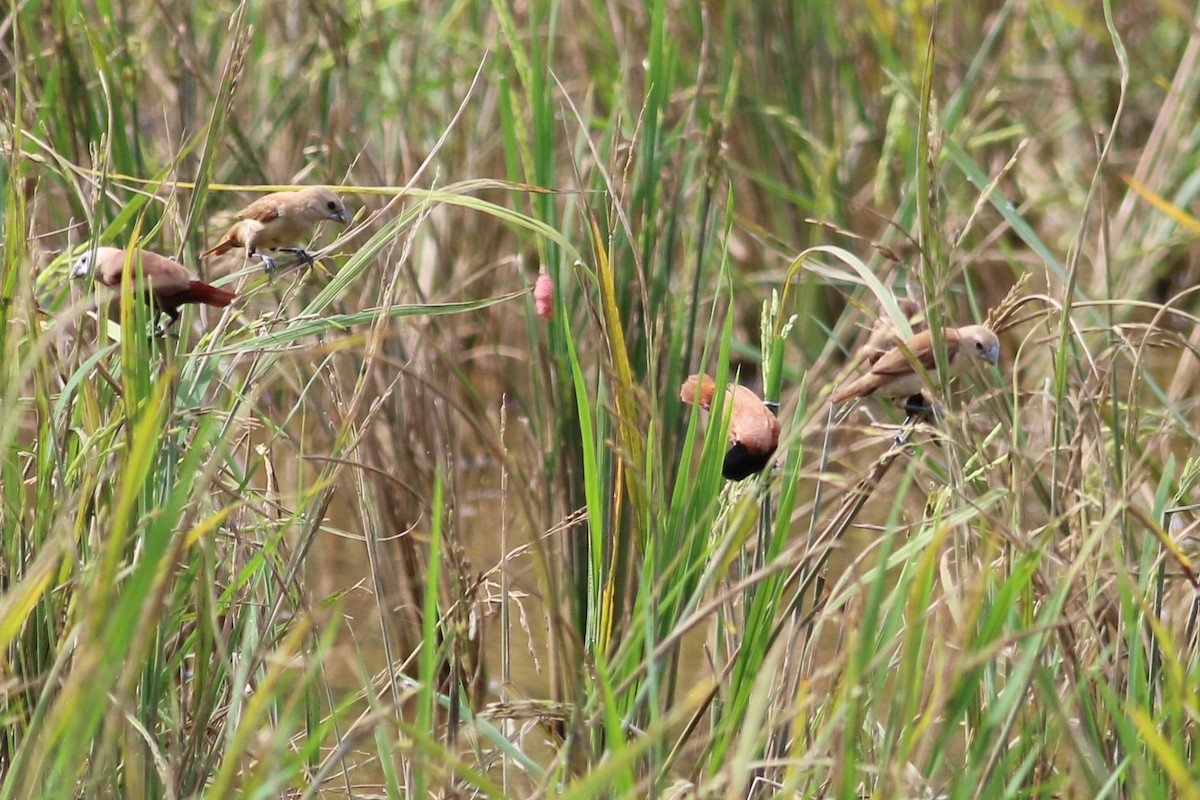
[70,260,88,279]
[985,344,1000,365]
[332,209,349,224]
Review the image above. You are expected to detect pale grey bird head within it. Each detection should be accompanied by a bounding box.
[70,251,95,279]
[298,187,350,224]
[958,325,1001,365]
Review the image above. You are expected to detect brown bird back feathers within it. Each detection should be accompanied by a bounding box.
[832,324,1000,404]
[680,374,780,480]
[201,186,349,260]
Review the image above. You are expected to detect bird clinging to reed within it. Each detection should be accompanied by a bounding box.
[201,186,349,276]
[71,246,236,337]
[680,374,780,481]
[831,324,1000,405]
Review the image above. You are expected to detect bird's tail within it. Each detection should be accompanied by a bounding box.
[200,229,238,260]
[181,280,236,308]
[680,374,718,408]
[831,374,881,404]
[829,386,855,404]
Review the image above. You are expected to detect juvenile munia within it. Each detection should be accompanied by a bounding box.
[201,186,349,275]
[71,246,235,337]
[680,374,780,481]
[831,325,1000,404]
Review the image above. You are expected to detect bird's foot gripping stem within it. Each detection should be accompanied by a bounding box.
[252,251,279,280]
[279,247,316,271]
[891,395,944,450]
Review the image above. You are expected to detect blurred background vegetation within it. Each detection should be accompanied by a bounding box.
[4,0,1200,796]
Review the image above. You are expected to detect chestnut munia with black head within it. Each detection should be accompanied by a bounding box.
[680,374,780,481]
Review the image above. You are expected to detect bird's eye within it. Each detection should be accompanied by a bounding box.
[327,201,337,210]
[975,341,984,351]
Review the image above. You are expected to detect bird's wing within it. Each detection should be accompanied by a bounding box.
[728,385,779,450]
[868,328,958,377]
[96,249,190,292]
[135,251,192,292]
[235,193,285,223]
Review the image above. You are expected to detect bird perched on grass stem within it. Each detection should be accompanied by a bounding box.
[860,297,929,415]
[680,374,780,481]
[201,186,349,276]
[71,246,235,337]
[831,324,1000,405]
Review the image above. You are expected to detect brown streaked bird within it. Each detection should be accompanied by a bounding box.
[862,298,926,366]
[680,374,781,481]
[71,246,236,337]
[831,325,1000,404]
[201,186,349,276]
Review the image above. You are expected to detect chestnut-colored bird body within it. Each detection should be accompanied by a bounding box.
[681,374,780,480]
[201,187,349,274]
[71,246,235,335]
[832,324,1000,404]
[862,298,926,366]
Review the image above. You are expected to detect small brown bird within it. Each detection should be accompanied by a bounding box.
[832,325,1000,404]
[71,246,236,337]
[680,374,781,481]
[201,186,349,275]
[862,298,927,366]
